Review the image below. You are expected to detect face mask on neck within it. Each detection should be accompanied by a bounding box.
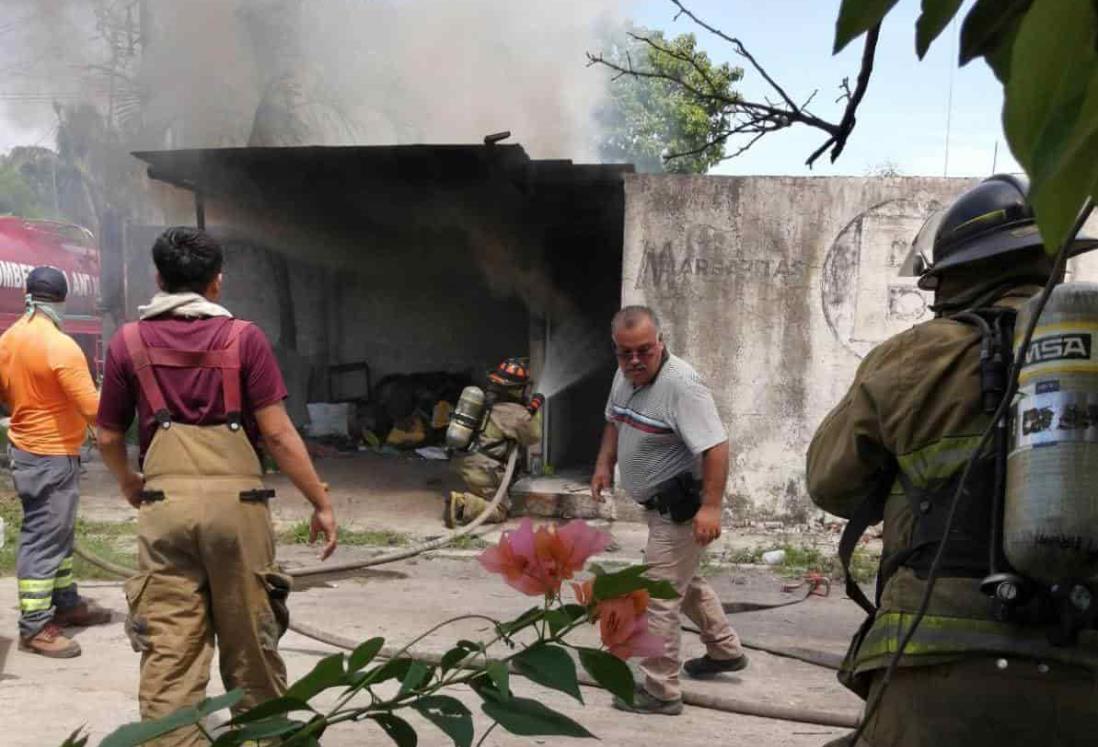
[25,295,66,327]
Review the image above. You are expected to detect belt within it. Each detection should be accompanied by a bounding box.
[138,488,276,504]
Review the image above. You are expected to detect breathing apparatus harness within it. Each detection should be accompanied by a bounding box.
[844,198,1097,744]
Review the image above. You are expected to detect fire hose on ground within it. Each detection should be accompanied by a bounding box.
[72,449,860,730]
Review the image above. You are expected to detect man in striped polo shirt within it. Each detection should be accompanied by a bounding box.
[592,305,746,715]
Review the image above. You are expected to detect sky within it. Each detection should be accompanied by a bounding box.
[631,0,1020,177]
[0,0,1019,179]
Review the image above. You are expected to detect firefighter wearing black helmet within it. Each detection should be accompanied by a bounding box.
[443,358,542,527]
[808,175,1098,746]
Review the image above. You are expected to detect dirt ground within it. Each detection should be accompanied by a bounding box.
[0,453,867,747]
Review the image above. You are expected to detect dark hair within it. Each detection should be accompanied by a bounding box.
[152,227,224,294]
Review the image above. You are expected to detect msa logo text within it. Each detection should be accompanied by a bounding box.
[1025,333,1093,364]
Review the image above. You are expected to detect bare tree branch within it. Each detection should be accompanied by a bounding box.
[588,0,882,170]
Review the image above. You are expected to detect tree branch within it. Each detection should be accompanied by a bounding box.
[588,0,882,169]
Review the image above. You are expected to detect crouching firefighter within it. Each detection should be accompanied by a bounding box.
[443,357,543,527]
[96,228,337,746]
[807,175,1098,746]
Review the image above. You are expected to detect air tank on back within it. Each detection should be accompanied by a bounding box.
[1006,282,1098,584]
[446,386,487,451]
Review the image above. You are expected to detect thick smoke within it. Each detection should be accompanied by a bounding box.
[1,0,627,159]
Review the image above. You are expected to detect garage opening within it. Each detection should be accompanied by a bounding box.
[125,143,629,486]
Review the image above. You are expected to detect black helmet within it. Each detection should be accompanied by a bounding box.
[913,174,1098,290]
[26,266,68,301]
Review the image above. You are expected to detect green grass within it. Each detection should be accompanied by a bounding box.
[721,541,880,584]
[0,493,137,580]
[277,520,412,547]
[446,534,491,551]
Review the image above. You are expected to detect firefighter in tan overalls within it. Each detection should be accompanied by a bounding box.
[96,227,337,746]
[443,358,542,527]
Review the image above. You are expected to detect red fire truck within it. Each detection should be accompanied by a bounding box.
[0,217,103,378]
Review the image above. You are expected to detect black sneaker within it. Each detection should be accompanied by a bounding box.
[612,686,683,715]
[683,653,749,678]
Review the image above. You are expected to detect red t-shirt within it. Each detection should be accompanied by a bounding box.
[97,317,288,460]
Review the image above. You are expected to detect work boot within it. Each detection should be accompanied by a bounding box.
[459,494,507,525]
[19,623,81,658]
[612,685,683,715]
[54,599,112,628]
[444,492,465,529]
[683,653,749,678]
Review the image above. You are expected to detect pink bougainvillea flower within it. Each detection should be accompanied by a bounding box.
[597,590,665,660]
[479,519,613,597]
[571,579,594,607]
[534,520,612,591]
[478,518,556,596]
[554,520,613,575]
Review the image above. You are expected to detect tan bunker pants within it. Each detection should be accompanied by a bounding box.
[124,423,290,747]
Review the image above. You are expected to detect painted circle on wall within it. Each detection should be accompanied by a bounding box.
[821,197,942,359]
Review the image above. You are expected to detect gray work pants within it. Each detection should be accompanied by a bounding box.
[11,447,82,638]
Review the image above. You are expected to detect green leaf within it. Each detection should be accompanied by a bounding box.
[412,695,474,747]
[1003,0,1098,250]
[513,644,584,704]
[959,0,1031,66]
[592,565,677,601]
[398,661,432,696]
[60,727,89,747]
[982,11,1025,83]
[440,642,477,672]
[645,579,678,599]
[915,0,964,59]
[367,658,414,686]
[212,718,306,746]
[372,713,418,747]
[286,654,345,701]
[100,691,244,747]
[546,604,589,635]
[498,606,544,635]
[486,660,510,700]
[481,696,595,738]
[579,647,636,705]
[834,0,900,54]
[588,563,608,576]
[349,637,386,672]
[228,697,314,726]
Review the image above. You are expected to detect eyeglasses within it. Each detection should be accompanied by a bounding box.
[613,344,658,362]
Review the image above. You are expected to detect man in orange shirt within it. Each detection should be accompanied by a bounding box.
[0,266,108,658]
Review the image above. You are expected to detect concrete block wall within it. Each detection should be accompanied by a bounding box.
[621,174,1040,519]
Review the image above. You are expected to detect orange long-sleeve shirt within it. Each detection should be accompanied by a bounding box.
[0,313,99,455]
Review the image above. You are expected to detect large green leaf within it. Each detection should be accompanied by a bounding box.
[228,697,313,726]
[398,661,432,696]
[211,718,306,746]
[915,0,964,59]
[593,566,677,601]
[1003,0,1098,250]
[480,696,595,738]
[485,660,510,700]
[834,0,900,53]
[440,641,478,672]
[959,0,1032,66]
[497,606,544,636]
[546,604,589,635]
[578,647,636,705]
[365,658,415,687]
[348,637,386,672]
[412,695,474,747]
[372,713,419,747]
[100,691,244,747]
[513,644,584,704]
[286,654,345,702]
